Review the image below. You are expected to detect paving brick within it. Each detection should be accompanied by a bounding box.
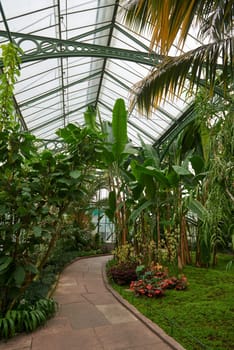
[32,328,104,350]
[96,304,137,324]
[95,322,164,349]
[59,302,110,329]
[0,335,32,350]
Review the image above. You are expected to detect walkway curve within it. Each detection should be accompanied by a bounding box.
[0,255,185,350]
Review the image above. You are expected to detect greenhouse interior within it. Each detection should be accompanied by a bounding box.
[0,1,233,349]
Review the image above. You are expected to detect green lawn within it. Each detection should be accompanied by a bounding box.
[110,254,234,350]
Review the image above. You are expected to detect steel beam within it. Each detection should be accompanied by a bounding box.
[154,103,196,161]
[0,31,162,67]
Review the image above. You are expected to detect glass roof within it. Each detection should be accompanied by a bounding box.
[0,0,200,146]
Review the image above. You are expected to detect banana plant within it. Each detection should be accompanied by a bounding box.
[99,99,138,246]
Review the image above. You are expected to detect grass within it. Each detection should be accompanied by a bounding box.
[109,253,234,350]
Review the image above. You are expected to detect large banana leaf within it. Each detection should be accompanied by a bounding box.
[105,190,116,221]
[187,197,208,222]
[190,155,205,175]
[131,160,170,188]
[84,105,97,131]
[129,199,153,224]
[172,165,193,176]
[139,137,160,167]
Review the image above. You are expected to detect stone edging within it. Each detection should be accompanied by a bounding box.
[102,261,186,350]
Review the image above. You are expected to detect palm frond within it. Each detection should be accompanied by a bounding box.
[130,36,233,114]
[122,0,233,54]
[123,0,203,53]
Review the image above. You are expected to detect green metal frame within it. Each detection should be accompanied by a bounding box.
[0,1,230,150]
[93,0,119,109]
[154,103,196,160]
[0,31,162,67]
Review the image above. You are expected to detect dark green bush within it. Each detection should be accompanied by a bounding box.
[107,261,137,285]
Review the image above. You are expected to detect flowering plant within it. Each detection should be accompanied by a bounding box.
[130,263,188,298]
[130,279,165,298]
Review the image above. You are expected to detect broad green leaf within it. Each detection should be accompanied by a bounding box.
[101,121,114,143]
[172,165,192,176]
[84,105,97,130]
[200,122,211,166]
[187,197,208,222]
[140,138,160,167]
[57,178,71,185]
[136,164,169,187]
[112,98,128,160]
[166,168,179,186]
[106,191,116,221]
[129,200,153,223]
[13,265,26,286]
[0,257,13,272]
[190,155,204,175]
[109,191,116,211]
[16,206,28,216]
[130,182,144,200]
[105,209,114,221]
[41,150,54,161]
[122,143,138,155]
[69,170,81,179]
[33,226,42,237]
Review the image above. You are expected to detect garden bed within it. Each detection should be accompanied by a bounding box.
[108,254,234,350]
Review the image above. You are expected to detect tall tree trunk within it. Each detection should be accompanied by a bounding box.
[177,184,191,267]
[180,214,191,265]
[156,206,160,249]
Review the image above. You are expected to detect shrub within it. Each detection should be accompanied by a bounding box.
[112,243,138,265]
[107,261,137,285]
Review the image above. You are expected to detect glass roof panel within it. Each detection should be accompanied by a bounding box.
[0,0,203,146]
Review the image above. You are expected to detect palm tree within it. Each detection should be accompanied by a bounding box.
[122,0,233,113]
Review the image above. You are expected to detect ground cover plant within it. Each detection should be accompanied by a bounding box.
[108,253,234,350]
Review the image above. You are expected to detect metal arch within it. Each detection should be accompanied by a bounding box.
[154,103,196,161]
[0,31,162,67]
[93,0,120,110]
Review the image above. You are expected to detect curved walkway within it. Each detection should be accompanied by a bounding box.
[0,256,185,350]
